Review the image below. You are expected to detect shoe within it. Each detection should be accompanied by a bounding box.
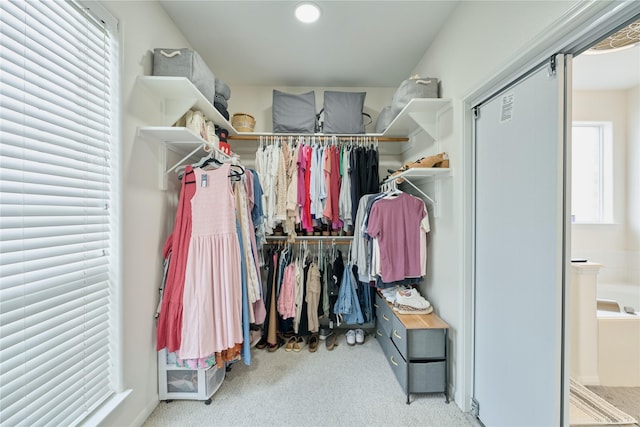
[393,304,434,315]
[395,288,430,310]
[308,334,319,352]
[355,329,365,345]
[346,330,356,346]
[255,337,268,350]
[285,336,297,352]
[326,333,338,351]
[293,336,306,352]
[406,152,449,169]
[267,337,284,352]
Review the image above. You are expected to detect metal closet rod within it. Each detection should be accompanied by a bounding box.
[227,135,408,142]
[265,236,352,245]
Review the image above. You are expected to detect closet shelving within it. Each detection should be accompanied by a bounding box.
[136,76,453,189]
[382,167,452,219]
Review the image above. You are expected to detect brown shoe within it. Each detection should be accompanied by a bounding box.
[325,332,338,351]
[406,152,449,169]
[293,336,306,352]
[308,334,319,352]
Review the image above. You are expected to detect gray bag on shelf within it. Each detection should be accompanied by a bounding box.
[215,78,231,100]
[321,91,372,134]
[272,90,317,133]
[375,105,396,134]
[152,48,216,105]
[391,77,439,116]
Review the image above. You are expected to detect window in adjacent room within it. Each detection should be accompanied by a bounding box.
[0,1,121,425]
[571,122,614,224]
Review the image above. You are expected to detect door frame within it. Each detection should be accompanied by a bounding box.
[460,0,640,421]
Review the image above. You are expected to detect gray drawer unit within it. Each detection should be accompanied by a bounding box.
[391,315,446,360]
[375,295,394,338]
[374,293,449,404]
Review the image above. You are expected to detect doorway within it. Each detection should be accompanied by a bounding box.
[569,20,640,422]
[467,6,640,427]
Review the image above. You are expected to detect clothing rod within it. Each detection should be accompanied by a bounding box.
[264,240,351,245]
[265,236,353,244]
[228,135,408,142]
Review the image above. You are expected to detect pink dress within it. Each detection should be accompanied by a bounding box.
[179,164,243,359]
[157,166,195,352]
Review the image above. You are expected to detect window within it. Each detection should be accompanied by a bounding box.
[0,1,119,425]
[571,122,613,224]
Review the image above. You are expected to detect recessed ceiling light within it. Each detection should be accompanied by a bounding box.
[295,2,321,24]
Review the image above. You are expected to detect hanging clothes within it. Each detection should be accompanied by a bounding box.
[334,263,364,326]
[254,137,379,238]
[179,164,243,360]
[156,165,196,353]
[366,192,430,284]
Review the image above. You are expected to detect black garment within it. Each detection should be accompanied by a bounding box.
[261,249,277,343]
[366,146,380,194]
[298,261,310,336]
[350,148,359,224]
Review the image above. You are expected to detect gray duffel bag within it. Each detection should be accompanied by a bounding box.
[391,77,439,116]
[272,90,317,133]
[375,105,396,134]
[321,91,372,134]
[153,48,216,105]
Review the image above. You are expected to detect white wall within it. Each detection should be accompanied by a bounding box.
[571,90,629,283]
[627,85,640,284]
[405,0,579,410]
[98,2,192,426]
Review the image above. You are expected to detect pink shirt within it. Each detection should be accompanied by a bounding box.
[367,193,428,283]
[277,263,297,319]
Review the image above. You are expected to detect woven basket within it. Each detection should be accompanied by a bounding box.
[232,113,256,132]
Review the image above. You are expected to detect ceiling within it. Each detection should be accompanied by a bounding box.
[159,1,640,91]
[573,45,640,90]
[158,1,459,87]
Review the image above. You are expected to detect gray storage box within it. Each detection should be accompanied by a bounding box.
[391,77,439,116]
[153,48,216,105]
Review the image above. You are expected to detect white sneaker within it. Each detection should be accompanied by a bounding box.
[346,329,356,346]
[396,288,430,310]
[355,329,365,345]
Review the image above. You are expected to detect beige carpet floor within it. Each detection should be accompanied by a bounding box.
[143,335,473,427]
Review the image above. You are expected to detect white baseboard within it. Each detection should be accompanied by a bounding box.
[576,375,600,386]
[131,398,160,427]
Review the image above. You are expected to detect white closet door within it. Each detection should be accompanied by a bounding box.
[473,55,569,426]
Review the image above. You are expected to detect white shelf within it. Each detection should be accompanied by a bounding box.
[138,126,204,149]
[381,98,452,139]
[137,75,450,141]
[383,167,452,218]
[137,76,238,134]
[230,98,450,140]
[390,167,452,180]
[138,126,232,188]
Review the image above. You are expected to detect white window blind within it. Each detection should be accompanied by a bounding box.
[0,1,116,425]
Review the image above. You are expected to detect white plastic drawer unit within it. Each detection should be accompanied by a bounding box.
[158,349,225,404]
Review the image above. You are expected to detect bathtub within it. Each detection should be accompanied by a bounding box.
[596,282,640,312]
[597,310,640,387]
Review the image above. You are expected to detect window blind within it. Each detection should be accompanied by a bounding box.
[0,1,116,425]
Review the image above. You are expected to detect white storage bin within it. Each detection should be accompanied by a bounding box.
[158,349,225,403]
